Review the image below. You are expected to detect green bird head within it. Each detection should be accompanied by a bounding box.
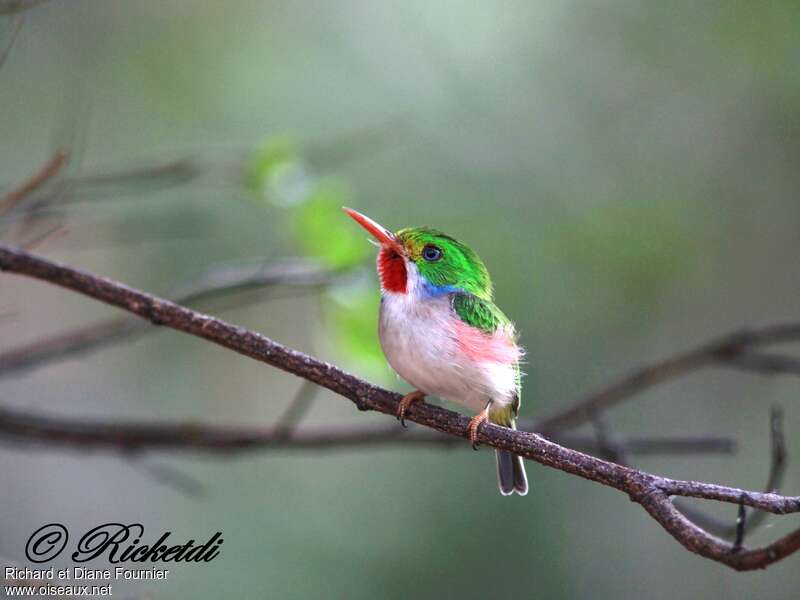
[344,208,492,299]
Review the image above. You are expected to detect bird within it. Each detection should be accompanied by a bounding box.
[344,207,528,496]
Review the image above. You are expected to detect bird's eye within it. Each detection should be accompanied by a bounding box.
[422,245,443,262]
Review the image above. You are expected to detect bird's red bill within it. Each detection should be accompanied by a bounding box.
[343,207,403,254]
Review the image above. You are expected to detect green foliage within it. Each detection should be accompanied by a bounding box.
[245,135,379,370]
[245,136,306,205]
[292,185,370,270]
[323,283,390,381]
[245,136,368,269]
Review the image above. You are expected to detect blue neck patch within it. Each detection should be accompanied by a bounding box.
[418,278,460,298]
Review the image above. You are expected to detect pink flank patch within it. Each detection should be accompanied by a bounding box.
[454,320,520,364]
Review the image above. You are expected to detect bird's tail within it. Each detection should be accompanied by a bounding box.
[491,406,528,496]
[495,449,528,496]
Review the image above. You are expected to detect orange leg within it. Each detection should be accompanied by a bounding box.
[397,390,426,427]
[467,402,491,450]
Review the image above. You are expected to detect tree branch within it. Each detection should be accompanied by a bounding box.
[0,257,346,378]
[673,406,788,539]
[537,325,800,433]
[0,404,735,457]
[0,242,798,571]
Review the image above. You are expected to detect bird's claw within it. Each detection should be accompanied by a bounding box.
[467,408,489,450]
[396,390,425,428]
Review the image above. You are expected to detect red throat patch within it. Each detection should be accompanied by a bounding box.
[377,247,407,294]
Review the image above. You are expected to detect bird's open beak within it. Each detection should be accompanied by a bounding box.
[343,207,404,255]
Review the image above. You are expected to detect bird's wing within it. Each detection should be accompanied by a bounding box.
[450,292,509,335]
[451,292,523,413]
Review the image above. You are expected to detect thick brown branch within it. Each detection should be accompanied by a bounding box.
[0,258,344,378]
[0,242,798,571]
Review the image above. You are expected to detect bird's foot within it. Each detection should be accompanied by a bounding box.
[467,405,490,450]
[397,390,426,428]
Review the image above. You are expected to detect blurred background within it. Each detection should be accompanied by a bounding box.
[1,1,799,598]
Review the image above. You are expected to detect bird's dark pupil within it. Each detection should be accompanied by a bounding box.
[423,245,441,261]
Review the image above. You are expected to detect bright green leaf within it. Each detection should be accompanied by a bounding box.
[293,184,370,269]
[323,283,390,382]
[245,136,311,206]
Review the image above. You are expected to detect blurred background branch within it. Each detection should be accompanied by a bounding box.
[0,404,737,458]
[537,326,800,434]
[0,0,49,16]
[0,150,66,217]
[0,12,22,69]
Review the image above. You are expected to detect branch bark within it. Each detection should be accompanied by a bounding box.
[1,242,799,571]
[0,257,346,378]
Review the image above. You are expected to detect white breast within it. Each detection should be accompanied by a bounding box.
[378,264,518,413]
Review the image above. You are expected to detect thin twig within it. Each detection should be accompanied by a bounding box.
[589,410,625,464]
[131,457,206,498]
[272,380,319,439]
[0,0,49,16]
[0,242,798,571]
[672,406,788,539]
[733,495,747,552]
[537,329,800,433]
[0,14,23,70]
[19,223,65,250]
[583,404,784,544]
[3,121,405,218]
[66,158,200,190]
[0,151,66,216]
[726,353,800,377]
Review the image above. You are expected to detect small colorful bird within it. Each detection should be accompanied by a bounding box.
[344,208,528,495]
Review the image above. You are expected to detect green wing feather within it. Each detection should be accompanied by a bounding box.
[450,292,522,421]
[451,292,509,334]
